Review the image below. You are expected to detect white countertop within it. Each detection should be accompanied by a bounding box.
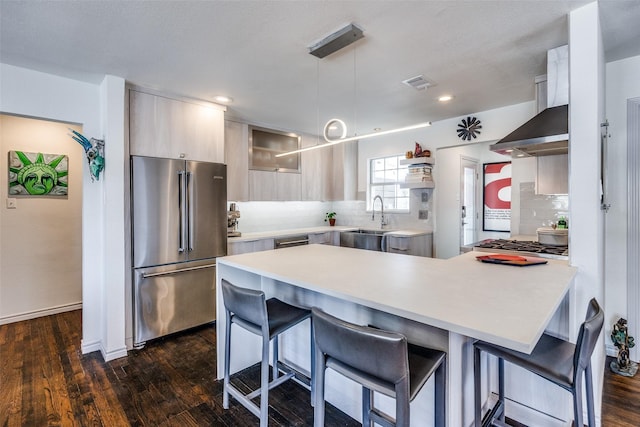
[228,226,433,242]
[218,244,576,353]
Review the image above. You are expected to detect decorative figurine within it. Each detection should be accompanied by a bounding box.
[69,129,105,182]
[610,317,638,377]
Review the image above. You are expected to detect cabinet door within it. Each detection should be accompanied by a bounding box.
[249,170,278,201]
[227,239,275,255]
[309,232,333,245]
[301,134,331,201]
[276,172,301,201]
[225,120,249,201]
[129,90,224,162]
[536,154,568,195]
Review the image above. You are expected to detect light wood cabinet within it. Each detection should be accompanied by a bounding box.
[227,239,275,255]
[225,120,249,201]
[308,231,338,245]
[385,234,432,257]
[248,170,301,201]
[129,89,225,162]
[536,154,568,195]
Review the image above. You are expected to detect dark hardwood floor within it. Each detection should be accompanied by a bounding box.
[0,310,638,426]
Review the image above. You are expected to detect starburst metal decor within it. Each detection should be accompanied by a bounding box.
[457,116,482,141]
[8,150,69,196]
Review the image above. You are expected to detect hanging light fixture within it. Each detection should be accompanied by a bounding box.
[276,23,431,158]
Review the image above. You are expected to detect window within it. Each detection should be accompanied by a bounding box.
[369,154,409,211]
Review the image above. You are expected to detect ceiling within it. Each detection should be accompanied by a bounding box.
[2,1,639,137]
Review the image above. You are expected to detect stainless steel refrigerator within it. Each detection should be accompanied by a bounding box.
[131,155,226,348]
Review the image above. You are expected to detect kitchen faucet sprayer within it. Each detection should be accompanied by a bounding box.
[372,195,387,229]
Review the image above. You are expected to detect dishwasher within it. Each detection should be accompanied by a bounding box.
[274,234,309,249]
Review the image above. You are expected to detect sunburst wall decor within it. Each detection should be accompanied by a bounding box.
[457,116,482,141]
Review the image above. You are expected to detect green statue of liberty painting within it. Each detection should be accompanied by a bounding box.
[8,151,69,196]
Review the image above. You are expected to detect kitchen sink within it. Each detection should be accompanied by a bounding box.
[340,229,387,251]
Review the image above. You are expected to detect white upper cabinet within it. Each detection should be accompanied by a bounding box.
[225,120,249,201]
[129,89,225,163]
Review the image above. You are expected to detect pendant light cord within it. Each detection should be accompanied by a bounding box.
[353,45,357,138]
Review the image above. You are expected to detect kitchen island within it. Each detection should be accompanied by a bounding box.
[216,244,577,426]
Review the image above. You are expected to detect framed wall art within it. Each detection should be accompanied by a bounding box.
[8,150,69,196]
[483,161,511,232]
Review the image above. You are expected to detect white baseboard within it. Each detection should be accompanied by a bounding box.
[606,343,618,358]
[0,302,82,325]
[81,339,102,355]
[101,344,128,362]
[503,394,601,427]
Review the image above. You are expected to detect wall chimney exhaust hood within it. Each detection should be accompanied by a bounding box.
[490,104,568,156]
[491,45,568,157]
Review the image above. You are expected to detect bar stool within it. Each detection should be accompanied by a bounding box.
[474,298,604,427]
[221,279,313,427]
[311,307,446,427]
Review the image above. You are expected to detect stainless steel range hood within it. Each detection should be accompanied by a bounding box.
[491,45,568,157]
[489,104,568,156]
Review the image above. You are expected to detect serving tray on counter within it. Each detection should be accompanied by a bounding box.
[476,254,548,267]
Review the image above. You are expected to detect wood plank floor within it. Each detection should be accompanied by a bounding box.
[0,310,638,426]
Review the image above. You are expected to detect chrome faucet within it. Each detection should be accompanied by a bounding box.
[372,195,387,228]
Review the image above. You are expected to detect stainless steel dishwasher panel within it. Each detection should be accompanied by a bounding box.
[133,259,216,347]
[274,234,309,249]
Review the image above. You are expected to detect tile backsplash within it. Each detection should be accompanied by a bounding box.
[517,182,569,235]
[229,190,434,234]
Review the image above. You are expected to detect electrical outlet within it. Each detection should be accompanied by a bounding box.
[421,191,429,203]
[418,209,429,220]
[6,198,17,209]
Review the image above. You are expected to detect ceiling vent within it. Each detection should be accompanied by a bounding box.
[402,75,436,91]
[309,23,364,59]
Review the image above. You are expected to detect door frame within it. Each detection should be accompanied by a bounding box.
[459,156,480,250]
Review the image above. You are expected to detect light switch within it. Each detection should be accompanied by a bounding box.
[6,198,17,209]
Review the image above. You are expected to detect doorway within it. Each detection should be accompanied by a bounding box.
[460,157,480,249]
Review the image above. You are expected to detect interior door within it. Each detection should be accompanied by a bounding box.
[460,157,479,249]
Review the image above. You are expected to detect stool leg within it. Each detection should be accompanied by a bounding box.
[313,350,326,427]
[474,346,482,427]
[362,387,373,427]
[498,357,505,422]
[435,357,446,427]
[310,317,315,406]
[573,369,585,427]
[260,332,270,427]
[223,310,232,409]
[585,362,595,426]
[273,335,279,381]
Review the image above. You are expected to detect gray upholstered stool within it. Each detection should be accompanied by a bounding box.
[221,279,313,427]
[312,307,446,427]
[473,298,604,427]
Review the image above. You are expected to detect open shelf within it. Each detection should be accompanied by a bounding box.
[400,181,435,189]
[400,156,435,166]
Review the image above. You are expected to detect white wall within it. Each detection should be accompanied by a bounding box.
[434,141,509,259]
[605,54,640,359]
[0,115,84,322]
[0,63,127,361]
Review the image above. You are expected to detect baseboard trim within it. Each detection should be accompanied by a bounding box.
[0,302,82,325]
[101,343,128,362]
[502,393,602,427]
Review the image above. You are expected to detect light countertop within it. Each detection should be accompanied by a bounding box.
[228,226,432,242]
[218,244,576,353]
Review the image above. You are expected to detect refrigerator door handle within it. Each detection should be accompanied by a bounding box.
[141,263,216,279]
[187,171,194,251]
[178,170,186,253]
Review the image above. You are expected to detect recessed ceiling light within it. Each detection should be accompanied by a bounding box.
[374,128,382,132]
[438,95,454,102]
[214,95,233,104]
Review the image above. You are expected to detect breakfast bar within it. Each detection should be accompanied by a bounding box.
[216,244,577,426]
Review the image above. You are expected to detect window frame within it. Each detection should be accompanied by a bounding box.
[367,154,410,213]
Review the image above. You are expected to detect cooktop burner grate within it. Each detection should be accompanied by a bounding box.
[475,239,568,256]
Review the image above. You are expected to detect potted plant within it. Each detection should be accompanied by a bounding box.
[325,212,336,226]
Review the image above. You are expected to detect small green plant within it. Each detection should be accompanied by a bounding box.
[324,212,336,222]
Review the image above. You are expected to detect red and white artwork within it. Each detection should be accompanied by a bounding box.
[483,162,511,232]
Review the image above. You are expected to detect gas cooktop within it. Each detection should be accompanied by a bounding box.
[474,239,568,259]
